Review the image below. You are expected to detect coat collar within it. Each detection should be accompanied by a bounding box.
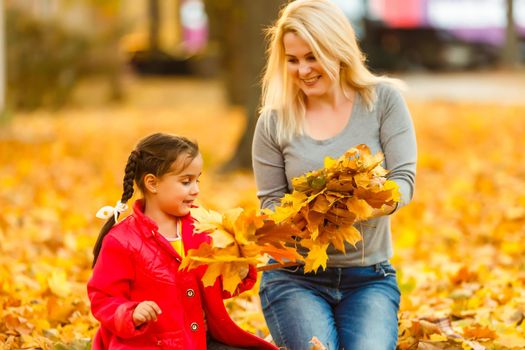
[131,199,201,249]
[132,199,158,237]
[132,199,194,231]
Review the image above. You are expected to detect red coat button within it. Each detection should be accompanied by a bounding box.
[190,322,198,331]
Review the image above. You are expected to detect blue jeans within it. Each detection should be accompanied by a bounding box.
[259,261,400,350]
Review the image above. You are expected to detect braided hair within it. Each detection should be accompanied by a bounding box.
[92,133,199,267]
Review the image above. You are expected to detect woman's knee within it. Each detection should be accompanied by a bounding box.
[260,286,338,350]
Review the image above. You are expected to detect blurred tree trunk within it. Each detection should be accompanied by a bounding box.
[204,0,248,105]
[501,0,520,68]
[149,0,160,52]
[205,0,283,171]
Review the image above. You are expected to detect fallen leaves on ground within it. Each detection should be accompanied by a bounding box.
[310,336,328,350]
[0,79,524,349]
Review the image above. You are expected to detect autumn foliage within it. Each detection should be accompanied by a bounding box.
[183,145,400,284]
[0,79,524,349]
[180,207,302,293]
[269,144,400,272]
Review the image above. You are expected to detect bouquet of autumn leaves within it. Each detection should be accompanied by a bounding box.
[269,144,401,272]
[180,207,303,293]
[181,144,400,292]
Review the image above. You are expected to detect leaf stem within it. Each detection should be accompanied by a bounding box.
[256,261,303,272]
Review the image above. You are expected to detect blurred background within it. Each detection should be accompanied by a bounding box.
[1,1,525,349]
[1,0,524,168]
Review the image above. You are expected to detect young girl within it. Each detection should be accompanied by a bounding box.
[88,133,276,350]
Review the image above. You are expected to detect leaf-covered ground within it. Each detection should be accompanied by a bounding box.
[0,78,524,349]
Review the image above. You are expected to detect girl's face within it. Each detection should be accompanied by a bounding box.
[283,32,334,98]
[152,153,203,217]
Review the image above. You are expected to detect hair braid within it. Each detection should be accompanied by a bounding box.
[92,149,139,267]
[121,150,138,203]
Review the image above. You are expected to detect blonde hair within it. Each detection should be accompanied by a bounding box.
[260,0,402,142]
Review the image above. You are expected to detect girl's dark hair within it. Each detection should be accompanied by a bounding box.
[92,133,199,267]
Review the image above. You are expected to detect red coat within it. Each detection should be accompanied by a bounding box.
[88,200,276,350]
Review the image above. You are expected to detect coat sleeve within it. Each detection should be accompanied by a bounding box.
[220,264,257,299]
[87,234,150,339]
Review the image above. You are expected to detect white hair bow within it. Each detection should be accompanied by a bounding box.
[96,200,129,223]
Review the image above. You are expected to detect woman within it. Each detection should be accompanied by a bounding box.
[252,1,417,349]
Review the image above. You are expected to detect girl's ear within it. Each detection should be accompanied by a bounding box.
[143,174,158,194]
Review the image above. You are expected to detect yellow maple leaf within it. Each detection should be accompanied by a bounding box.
[323,155,338,170]
[48,270,72,298]
[302,242,329,273]
[272,192,309,223]
[331,224,362,252]
[191,206,224,233]
[353,172,371,188]
[221,262,246,294]
[346,197,373,221]
[180,242,214,270]
[305,210,324,241]
[222,208,243,233]
[201,263,223,288]
[210,229,236,248]
[383,180,401,202]
[233,208,264,245]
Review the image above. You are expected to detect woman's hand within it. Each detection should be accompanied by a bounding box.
[369,203,398,220]
[132,301,162,327]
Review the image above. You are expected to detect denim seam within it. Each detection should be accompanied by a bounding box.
[261,289,290,349]
[380,261,396,277]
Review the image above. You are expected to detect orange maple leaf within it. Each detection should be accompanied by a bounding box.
[462,324,498,340]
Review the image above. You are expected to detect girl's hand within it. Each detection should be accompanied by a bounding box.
[132,301,162,327]
[239,264,249,279]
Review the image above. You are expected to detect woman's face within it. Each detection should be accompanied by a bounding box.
[283,32,333,98]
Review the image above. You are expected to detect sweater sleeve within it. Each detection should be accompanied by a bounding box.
[252,114,289,210]
[378,84,417,210]
[87,235,150,339]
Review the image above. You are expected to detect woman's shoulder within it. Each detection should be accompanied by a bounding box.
[372,80,407,110]
[254,110,282,147]
[374,80,404,99]
[256,110,278,129]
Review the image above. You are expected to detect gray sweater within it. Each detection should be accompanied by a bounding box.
[252,83,417,267]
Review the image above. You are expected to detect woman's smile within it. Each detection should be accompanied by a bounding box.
[301,75,321,85]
